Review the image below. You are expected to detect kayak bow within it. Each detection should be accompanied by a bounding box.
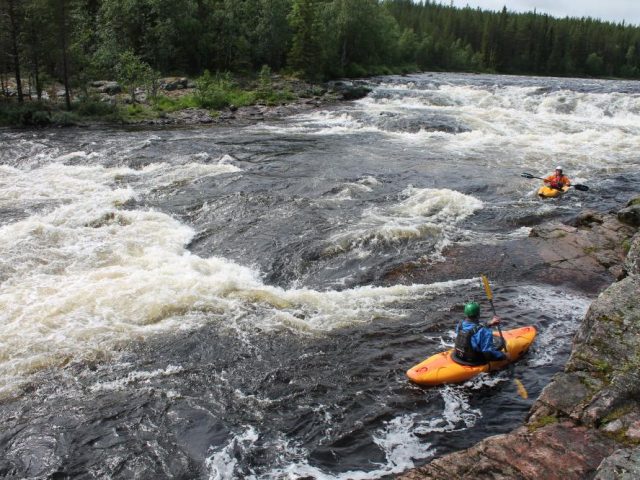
[538,185,570,198]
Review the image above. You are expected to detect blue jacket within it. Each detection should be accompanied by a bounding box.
[456,320,506,361]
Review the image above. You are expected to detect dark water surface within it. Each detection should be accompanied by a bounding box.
[1,72,639,479]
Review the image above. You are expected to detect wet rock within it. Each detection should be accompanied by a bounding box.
[528,372,592,422]
[528,213,635,286]
[573,209,604,227]
[626,196,640,207]
[85,212,131,228]
[618,205,640,227]
[335,84,372,100]
[530,222,577,239]
[373,112,469,133]
[397,423,617,480]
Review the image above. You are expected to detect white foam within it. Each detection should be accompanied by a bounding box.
[414,386,481,434]
[323,188,483,258]
[325,176,381,201]
[89,365,184,392]
[0,155,481,395]
[205,427,260,480]
[510,285,589,367]
[346,81,640,171]
[257,386,478,479]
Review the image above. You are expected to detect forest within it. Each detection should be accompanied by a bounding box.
[1,0,640,109]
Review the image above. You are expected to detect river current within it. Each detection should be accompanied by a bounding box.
[1,73,639,479]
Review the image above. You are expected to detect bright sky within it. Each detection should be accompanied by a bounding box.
[447,1,640,26]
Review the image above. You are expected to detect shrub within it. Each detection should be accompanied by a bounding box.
[0,103,52,126]
[74,99,117,117]
[344,63,369,78]
[50,111,80,126]
[195,71,255,109]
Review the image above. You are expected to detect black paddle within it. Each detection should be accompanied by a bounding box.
[521,172,589,191]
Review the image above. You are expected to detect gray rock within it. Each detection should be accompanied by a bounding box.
[160,77,188,91]
[625,233,640,276]
[95,81,121,95]
[618,205,640,227]
[530,372,592,421]
[608,264,627,281]
[397,423,617,480]
[594,447,640,480]
[626,196,640,208]
[574,209,604,227]
[602,418,624,432]
[329,82,372,100]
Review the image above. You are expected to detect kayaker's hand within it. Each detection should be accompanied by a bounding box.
[487,316,501,327]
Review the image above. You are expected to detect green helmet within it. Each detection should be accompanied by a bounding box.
[464,302,480,318]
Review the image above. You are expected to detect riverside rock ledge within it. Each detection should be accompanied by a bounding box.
[398,196,640,480]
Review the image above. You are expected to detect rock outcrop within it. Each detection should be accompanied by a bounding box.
[398,197,640,480]
[618,197,640,228]
[398,422,617,480]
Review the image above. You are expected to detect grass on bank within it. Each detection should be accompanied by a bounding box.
[0,69,301,127]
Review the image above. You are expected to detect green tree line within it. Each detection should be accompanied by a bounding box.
[2,0,639,107]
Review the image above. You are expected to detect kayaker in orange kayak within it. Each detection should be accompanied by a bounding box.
[452,302,506,365]
[543,166,571,190]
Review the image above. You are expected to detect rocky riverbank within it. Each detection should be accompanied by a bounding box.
[398,196,640,479]
[0,75,371,128]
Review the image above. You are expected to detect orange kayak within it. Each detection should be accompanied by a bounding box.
[406,326,537,386]
[538,185,570,198]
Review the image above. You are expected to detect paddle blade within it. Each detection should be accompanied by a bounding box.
[520,172,535,179]
[481,275,493,301]
[514,379,529,399]
[573,184,589,191]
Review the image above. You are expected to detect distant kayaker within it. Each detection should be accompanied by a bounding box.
[543,166,571,190]
[452,302,506,365]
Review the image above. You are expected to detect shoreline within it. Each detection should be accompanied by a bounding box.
[0,77,371,129]
[398,199,640,479]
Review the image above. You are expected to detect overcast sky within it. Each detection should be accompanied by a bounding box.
[447,1,640,26]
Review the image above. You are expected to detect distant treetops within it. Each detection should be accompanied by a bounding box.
[2,0,639,106]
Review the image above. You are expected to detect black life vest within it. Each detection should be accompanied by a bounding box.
[452,321,486,365]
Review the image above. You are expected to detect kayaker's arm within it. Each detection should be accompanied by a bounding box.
[472,327,507,361]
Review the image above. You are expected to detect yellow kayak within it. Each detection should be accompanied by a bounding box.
[538,185,570,198]
[406,326,537,386]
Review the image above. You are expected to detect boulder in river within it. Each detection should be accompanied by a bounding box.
[328,81,372,100]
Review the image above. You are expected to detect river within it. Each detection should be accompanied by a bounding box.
[1,72,639,479]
